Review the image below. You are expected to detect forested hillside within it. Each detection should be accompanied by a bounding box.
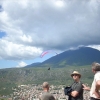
[0,65,93,95]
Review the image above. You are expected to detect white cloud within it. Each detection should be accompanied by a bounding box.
[0,39,42,60]
[54,0,65,7]
[0,0,100,61]
[87,45,100,51]
[16,61,27,68]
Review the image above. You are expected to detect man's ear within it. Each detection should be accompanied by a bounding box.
[92,68,96,73]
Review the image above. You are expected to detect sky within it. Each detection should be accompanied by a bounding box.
[0,0,100,69]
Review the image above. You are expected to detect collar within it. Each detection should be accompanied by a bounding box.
[95,71,100,74]
[74,81,80,83]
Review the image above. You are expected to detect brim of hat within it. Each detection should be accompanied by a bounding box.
[71,73,81,77]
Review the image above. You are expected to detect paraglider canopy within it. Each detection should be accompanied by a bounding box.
[40,50,57,58]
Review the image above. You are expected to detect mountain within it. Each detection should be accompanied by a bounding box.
[0,47,100,95]
[26,47,100,68]
[25,62,41,68]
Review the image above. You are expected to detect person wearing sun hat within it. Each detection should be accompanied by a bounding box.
[68,71,83,100]
[71,71,81,78]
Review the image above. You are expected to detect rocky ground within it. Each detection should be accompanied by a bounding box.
[1,84,90,100]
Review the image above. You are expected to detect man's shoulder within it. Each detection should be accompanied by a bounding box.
[42,91,51,94]
[79,81,83,85]
[76,81,83,85]
[71,81,83,89]
[75,81,83,89]
[96,71,100,74]
[95,71,100,77]
[41,92,54,97]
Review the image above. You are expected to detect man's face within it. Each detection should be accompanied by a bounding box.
[92,68,96,74]
[72,74,80,81]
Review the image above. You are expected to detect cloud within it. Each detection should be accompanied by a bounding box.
[0,39,42,60]
[0,0,100,61]
[0,5,3,12]
[87,45,100,51]
[16,61,27,68]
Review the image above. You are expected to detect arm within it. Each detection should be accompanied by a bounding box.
[70,83,82,97]
[94,90,100,98]
[93,80,100,98]
[82,84,90,91]
[71,91,79,97]
[93,74,100,98]
[96,80,100,91]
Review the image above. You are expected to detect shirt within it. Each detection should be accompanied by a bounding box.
[90,71,100,99]
[40,91,55,100]
[70,81,83,100]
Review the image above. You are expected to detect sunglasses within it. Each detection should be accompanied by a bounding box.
[72,74,79,76]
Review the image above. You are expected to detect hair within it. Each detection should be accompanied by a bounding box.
[92,62,100,71]
[42,82,49,88]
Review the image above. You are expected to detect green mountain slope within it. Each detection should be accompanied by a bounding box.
[25,47,100,68]
[0,47,100,95]
[0,66,93,95]
[42,47,100,66]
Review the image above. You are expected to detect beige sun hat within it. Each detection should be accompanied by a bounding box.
[71,71,81,78]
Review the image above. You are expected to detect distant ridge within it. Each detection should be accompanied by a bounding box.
[25,62,41,68]
[26,47,100,68]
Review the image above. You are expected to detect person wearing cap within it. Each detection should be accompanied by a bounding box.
[83,62,100,100]
[39,82,55,100]
[69,71,83,100]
